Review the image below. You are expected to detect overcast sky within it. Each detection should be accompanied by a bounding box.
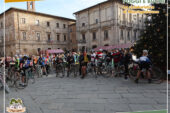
[0,0,150,19]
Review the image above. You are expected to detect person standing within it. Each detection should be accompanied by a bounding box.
[135,50,152,83]
[124,49,132,80]
[79,52,84,76]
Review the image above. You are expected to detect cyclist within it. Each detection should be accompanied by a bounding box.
[80,52,90,79]
[90,51,96,73]
[45,56,50,74]
[111,49,121,77]
[19,56,29,86]
[79,52,84,76]
[105,51,112,66]
[55,54,65,77]
[38,55,47,76]
[124,49,132,80]
[96,49,104,66]
[66,53,74,77]
[135,50,152,83]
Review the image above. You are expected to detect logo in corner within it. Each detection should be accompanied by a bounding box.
[6,98,26,113]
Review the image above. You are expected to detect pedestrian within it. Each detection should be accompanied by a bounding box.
[124,49,132,80]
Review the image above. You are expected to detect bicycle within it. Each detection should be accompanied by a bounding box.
[67,63,79,78]
[25,67,35,86]
[35,64,43,78]
[128,61,164,84]
[95,60,109,78]
[56,63,65,78]
[0,67,10,93]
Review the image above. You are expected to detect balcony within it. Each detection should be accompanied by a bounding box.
[133,24,139,29]
[101,21,112,28]
[78,40,86,44]
[78,25,88,32]
[89,23,99,30]
[119,20,126,27]
[127,22,133,28]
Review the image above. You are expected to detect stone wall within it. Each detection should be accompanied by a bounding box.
[0,9,76,56]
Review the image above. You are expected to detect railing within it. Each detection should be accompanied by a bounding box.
[79,25,88,31]
[90,23,99,29]
[119,20,126,26]
[101,21,112,27]
[133,24,139,29]
[127,22,133,27]
[78,40,86,44]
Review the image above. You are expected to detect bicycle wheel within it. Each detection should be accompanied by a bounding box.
[129,68,137,80]
[30,72,35,84]
[150,66,163,81]
[101,66,108,77]
[6,72,15,87]
[5,83,10,93]
[15,74,25,89]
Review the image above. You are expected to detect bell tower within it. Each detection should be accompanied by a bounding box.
[27,1,35,12]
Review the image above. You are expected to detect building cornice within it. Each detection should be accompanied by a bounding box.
[0,7,76,22]
[74,0,129,15]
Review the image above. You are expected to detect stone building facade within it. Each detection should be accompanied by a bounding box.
[74,0,146,51]
[68,23,78,52]
[0,5,75,56]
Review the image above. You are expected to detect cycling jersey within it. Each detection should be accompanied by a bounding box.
[112,52,121,63]
[139,56,151,63]
[96,52,103,59]
[91,53,96,62]
[138,56,151,70]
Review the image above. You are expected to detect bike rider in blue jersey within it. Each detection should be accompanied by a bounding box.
[135,50,152,83]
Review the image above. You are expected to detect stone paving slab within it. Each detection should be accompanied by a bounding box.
[0,73,168,113]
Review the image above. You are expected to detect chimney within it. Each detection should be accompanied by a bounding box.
[27,1,35,12]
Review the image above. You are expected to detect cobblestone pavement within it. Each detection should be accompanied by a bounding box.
[0,73,168,113]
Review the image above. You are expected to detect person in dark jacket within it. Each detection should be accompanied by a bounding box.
[124,49,132,80]
[67,53,74,77]
[79,52,84,76]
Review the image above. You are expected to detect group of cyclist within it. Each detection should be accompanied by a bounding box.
[1,48,153,88]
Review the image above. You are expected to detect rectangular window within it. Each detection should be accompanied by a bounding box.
[0,22,3,28]
[64,35,66,41]
[134,31,136,41]
[123,13,125,21]
[22,32,26,40]
[96,19,98,24]
[21,18,26,24]
[47,33,51,41]
[137,14,139,22]
[56,23,59,28]
[82,23,85,27]
[37,48,41,52]
[57,34,60,41]
[35,20,39,26]
[36,32,40,41]
[121,29,123,40]
[127,31,130,40]
[63,24,66,28]
[82,34,86,41]
[0,36,3,43]
[70,28,72,32]
[47,22,50,27]
[133,15,136,20]
[104,30,109,40]
[129,14,132,22]
[92,32,96,41]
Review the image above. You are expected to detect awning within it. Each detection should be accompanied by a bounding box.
[46,49,64,54]
[94,43,133,51]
